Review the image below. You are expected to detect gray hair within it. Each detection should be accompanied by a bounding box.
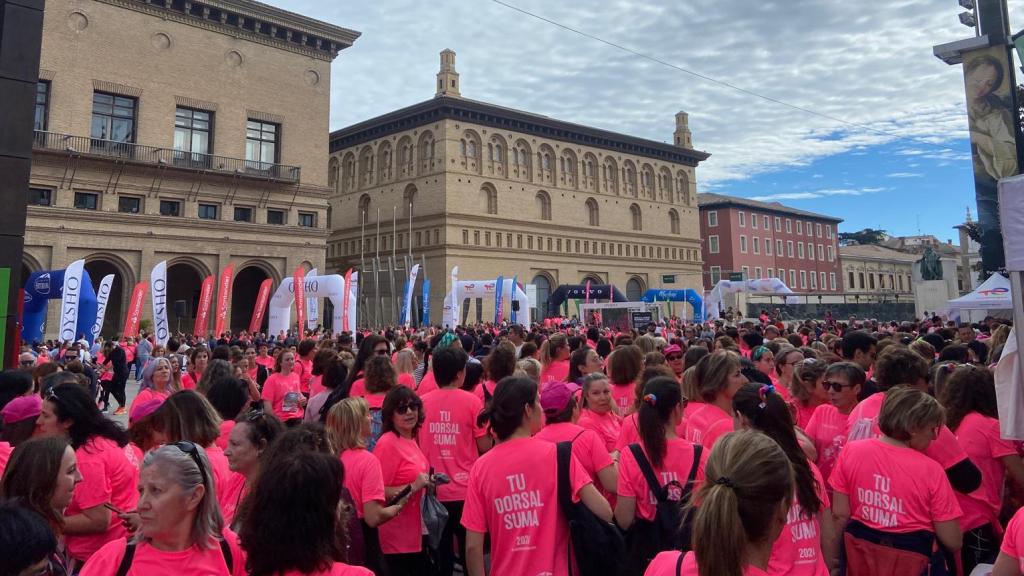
[139,358,172,392]
[136,444,223,549]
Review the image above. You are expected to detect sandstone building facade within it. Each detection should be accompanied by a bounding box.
[26,0,358,337]
[327,51,709,324]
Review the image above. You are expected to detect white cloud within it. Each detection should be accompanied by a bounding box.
[266,0,1009,186]
[886,172,924,178]
[749,187,887,202]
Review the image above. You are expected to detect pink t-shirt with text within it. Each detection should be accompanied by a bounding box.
[461,437,590,576]
[341,448,387,519]
[952,412,1018,530]
[261,372,304,421]
[419,388,487,502]
[829,438,961,533]
[375,432,429,554]
[611,382,636,415]
[767,462,830,576]
[540,360,570,385]
[534,422,614,484]
[618,438,706,521]
[577,409,622,453]
[65,437,141,561]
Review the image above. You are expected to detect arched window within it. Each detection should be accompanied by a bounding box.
[630,203,642,231]
[626,277,644,301]
[585,198,599,226]
[460,139,467,156]
[669,208,680,234]
[532,274,552,320]
[494,144,502,162]
[402,185,417,218]
[481,184,498,215]
[358,194,371,224]
[536,191,552,221]
[542,154,551,170]
[677,170,691,205]
[467,141,476,158]
[327,158,340,192]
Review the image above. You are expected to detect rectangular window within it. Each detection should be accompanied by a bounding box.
[476,231,482,246]
[789,269,797,287]
[174,107,213,165]
[91,92,136,143]
[776,239,783,255]
[751,214,758,229]
[821,272,828,290]
[800,270,807,289]
[707,210,718,227]
[765,238,773,255]
[807,222,813,236]
[767,268,774,278]
[816,223,823,237]
[754,266,762,279]
[786,241,794,257]
[817,244,824,261]
[710,266,721,285]
[830,273,837,290]
[785,219,792,233]
[810,272,817,289]
[827,246,834,262]
[709,235,720,254]
[246,120,279,168]
[198,203,219,220]
[117,196,141,214]
[774,217,781,232]
[763,215,770,229]
[35,81,50,131]
[160,199,182,217]
[738,211,746,227]
[826,225,833,239]
[234,207,253,223]
[74,191,98,210]
[797,221,803,235]
[463,230,470,244]
[899,275,905,291]
[739,235,748,253]
[267,209,285,225]
[869,274,876,290]
[797,242,805,259]
[28,187,52,206]
[858,272,865,289]
[485,232,491,247]
[752,237,760,254]
[298,212,316,228]
[849,271,855,287]
[741,266,750,279]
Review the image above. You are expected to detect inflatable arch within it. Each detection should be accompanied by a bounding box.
[22,268,98,345]
[442,279,530,328]
[705,278,799,320]
[639,289,705,322]
[267,274,357,336]
[546,284,627,318]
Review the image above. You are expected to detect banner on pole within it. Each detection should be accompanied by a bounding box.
[346,272,359,333]
[306,268,319,331]
[400,264,420,326]
[449,266,459,328]
[123,282,148,338]
[293,266,306,335]
[214,264,234,336]
[90,274,115,340]
[494,276,504,325]
[194,275,214,337]
[58,259,85,343]
[342,268,352,332]
[249,278,273,334]
[151,261,169,346]
[422,279,431,327]
[509,275,518,325]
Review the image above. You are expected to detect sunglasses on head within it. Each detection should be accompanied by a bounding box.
[172,441,210,489]
[395,403,420,415]
[822,380,854,392]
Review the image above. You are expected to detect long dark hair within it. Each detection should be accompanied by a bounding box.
[0,503,57,576]
[381,387,424,437]
[732,383,820,517]
[343,335,387,393]
[478,376,537,441]
[637,377,682,468]
[939,364,998,432]
[568,346,594,383]
[317,359,351,424]
[46,384,128,449]
[0,437,69,531]
[239,451,346,576]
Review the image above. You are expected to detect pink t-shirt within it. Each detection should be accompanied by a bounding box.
[615,413,688,452]
[1000,506,1024,570]
[462,437,590,576]
[846,391,969,470]
[279,564,373,576]
[130,388,170,413]
[794,401,819,429]
[767,462,830,576]
[577,409,622,453]
[340,448,386,519]
[645,551,770,576]
[419,388,487,502]
[261,372,304,421]
[205,444,233,513]
[684,403,733,450]
[296,357,313,394]
[66,437,141,561]
[181,372,198,391]
[309,374,326,397]
[472,379,498,402]
[540,360,570,385]
[829,438,961,533]
[79,530,246,576]
[618,438,706,521]
[611,382,636,415]
[804,403,848,481]
[216,420,235,451]
[534,422,614,484]
[254,355,275,370]
[374,432,429,554]
[0,441,12,479]
[416,371,438,396]
[220,473,247,527]
[397,373,416,389]
[952,412,1018,530]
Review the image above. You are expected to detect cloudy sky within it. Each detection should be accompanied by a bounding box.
[270,0,1022,239]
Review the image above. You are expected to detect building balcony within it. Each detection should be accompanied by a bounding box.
[32,131,301,183]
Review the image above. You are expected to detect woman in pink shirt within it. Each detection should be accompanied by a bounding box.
[608,345,644,415]
[733,383,834,576]
[342,335,389,398]
[131,358,174,415]
[616,365,680,451]
[534,380,617,496]
[35,383,139,566]
[644,430,794,576]
[751,346,776,382]
[774,348,805,398]
[222,409,284,529]
[394,349,418,390]
[238,449,372,576]
[568,346,604,385]
[939,364,1024,573]
[80,442,246,576]
[685,351,747,449]
[539,333,572,385]
[804,362,865,482]
[373,386,433,576]
[260,351,306,422]
[830,387,963,574]
[577,373,623,453]
[788,359,828,429]
[994,506,1024,576]
[181,346,209,391]
[475,341,517,402]
[462,375,612,576]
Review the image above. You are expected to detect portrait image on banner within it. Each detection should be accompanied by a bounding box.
[963,46,1020,274]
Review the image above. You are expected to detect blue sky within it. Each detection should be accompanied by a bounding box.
[268,0,1018,239]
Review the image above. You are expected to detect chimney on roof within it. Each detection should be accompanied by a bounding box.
[436,49,460,98]
[674,111,692,148]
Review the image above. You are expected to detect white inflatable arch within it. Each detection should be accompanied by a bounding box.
[705,278,799,320]
[268,274,357,335]
[442,279,529,327]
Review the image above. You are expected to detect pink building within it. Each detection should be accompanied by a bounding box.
[697,193,843,293]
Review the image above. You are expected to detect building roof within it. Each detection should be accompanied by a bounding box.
[696,192,843,223]
[839,244,919,262]
[329,96,711,167]
[880,235,962,257]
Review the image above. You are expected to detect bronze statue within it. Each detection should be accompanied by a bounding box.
[918,247,943,281]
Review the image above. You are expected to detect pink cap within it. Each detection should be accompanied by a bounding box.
[129,398,164,423]
[540,381,581,415]
[2,395,41,425]
[663,344,682,355]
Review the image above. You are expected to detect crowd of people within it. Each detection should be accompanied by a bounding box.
[0,312,1021,576]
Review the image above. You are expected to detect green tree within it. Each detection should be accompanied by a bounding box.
[838,228,887,246]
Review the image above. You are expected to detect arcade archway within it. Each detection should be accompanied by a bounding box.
[231,265,272,333]
[167,261,205,336]
[83,256,132,339]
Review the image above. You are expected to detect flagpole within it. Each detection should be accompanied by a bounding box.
[375,208,381,328]
[392,206,398,325]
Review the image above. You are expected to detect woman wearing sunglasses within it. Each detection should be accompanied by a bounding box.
[372,386,433,576]
[34,384,139,567]
[803,362,865,482]
[79,442,245,575]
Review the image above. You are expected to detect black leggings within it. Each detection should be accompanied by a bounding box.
[961,523,997,575]
[109,375,127,407]
[383,550,428,576]
[438,501,466,576]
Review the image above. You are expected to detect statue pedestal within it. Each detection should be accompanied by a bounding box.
[914,280,953,319]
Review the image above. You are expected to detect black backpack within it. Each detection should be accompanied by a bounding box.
[624,443,702,576]
[116,538,233,576]
[556,440,627,576]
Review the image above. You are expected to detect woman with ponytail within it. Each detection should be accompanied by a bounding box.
[616,377,706,573]
[733,383,835,575]
[644,430,794,576]
[685,351,747,450]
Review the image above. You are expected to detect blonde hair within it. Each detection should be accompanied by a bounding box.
[540,333,569,368]
[694,350,741,403]
[879,386,945,442]
[634,334,657,354]
[908,339,936,362]
[790,358,827,404]
[394,349,417,376]
[326,397,369,451]
[516,358,541,383]
[692,430,794,576]
[681,366,699,402]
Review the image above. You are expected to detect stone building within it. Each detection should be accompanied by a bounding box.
[25,0,358,337]
[839,244,917,297]
[326,50,709,324]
